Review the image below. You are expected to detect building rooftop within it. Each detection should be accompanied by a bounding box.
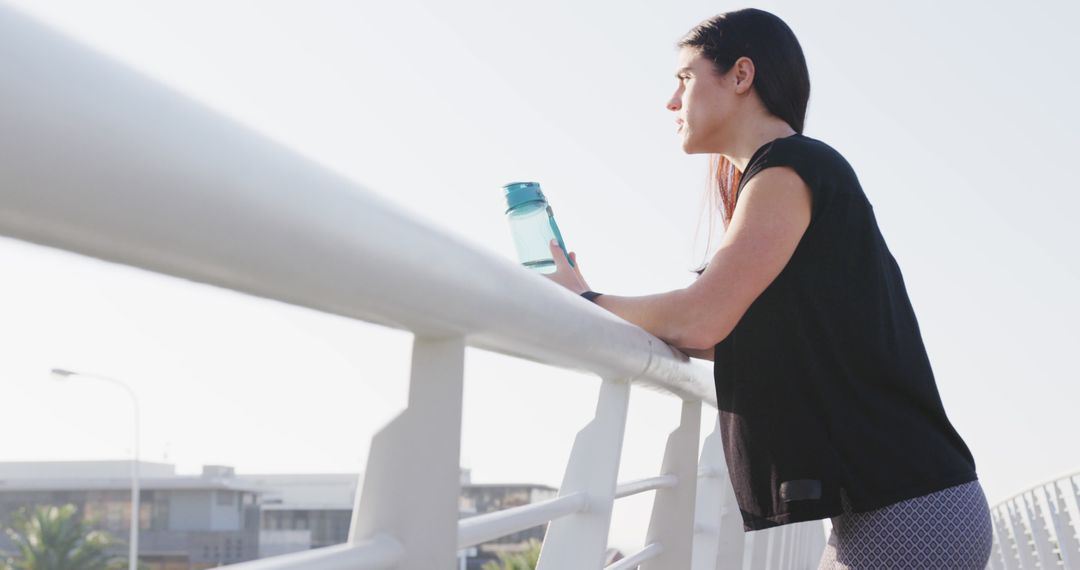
[0,461,557,499]
[235,473,359,509]
[462,482,558,491]
[0,460,177,479]
[0,476,264,493]
[0,461,260,492]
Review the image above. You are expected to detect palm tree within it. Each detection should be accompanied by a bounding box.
[0,503,143,570]
[480,538,542,570]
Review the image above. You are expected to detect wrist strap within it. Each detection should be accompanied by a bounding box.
[580,290,603,302]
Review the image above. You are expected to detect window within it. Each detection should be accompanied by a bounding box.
[216,491,235,506]
[152,492,170,530]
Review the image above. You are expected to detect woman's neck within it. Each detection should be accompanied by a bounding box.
[724,121,798,173]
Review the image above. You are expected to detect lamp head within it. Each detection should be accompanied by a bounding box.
[50,368,77,381]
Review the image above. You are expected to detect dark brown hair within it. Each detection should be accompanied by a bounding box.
[679,8,810,275]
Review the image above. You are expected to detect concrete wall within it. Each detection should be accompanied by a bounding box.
[167,490,212,531]
[167,490,245,532]
[209,490,242,531]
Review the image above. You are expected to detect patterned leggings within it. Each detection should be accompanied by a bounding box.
[817,479,993,569]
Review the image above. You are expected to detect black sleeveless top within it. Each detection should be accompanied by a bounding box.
[713,133,978,531]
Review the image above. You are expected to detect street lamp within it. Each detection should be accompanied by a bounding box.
[50,368,141,570]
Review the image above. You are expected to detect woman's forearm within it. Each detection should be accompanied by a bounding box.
[591,288,704,349]
[592,289,715,358]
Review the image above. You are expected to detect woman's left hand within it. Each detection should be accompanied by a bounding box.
[542,239,592,295]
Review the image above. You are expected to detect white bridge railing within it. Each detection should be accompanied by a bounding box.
[0,4,825,569]
[987,471,1080,570]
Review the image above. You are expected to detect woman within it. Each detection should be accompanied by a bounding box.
[543,8,993,569]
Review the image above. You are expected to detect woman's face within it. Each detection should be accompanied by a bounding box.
[667,47,740,154]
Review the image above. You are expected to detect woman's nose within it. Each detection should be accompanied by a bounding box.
[667,96,681,112]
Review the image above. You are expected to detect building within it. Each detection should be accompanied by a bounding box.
[0,461,260,570]
[232,472,357,558]
[237,467,559,569]
[0,461,564,569]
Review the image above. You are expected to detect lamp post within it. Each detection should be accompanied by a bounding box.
[51,368,140,570]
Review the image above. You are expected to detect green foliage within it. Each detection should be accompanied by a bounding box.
[0,503,146,570]
[479,538,542,570]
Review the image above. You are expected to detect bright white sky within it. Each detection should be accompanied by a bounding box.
[2,0,1077,554]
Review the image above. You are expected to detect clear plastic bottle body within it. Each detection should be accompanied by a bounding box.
[506,200,565,274]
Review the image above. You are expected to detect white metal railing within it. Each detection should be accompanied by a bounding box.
[986,471,1080,570]
[0,4,825,569]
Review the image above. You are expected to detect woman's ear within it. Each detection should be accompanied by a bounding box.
[731,56,756,95]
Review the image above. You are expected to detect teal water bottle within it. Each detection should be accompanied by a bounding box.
[502,181,575,274]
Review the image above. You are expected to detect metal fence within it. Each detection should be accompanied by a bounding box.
[987,471,1080,569]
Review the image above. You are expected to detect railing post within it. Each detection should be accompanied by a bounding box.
[1049,480,1080,568]
[536,377,632,570]
[791,526,801,568]
[347,335,466,569]
[776,525,789,569]
[991,508,1019,570]
[807,521,827,567]
[803,524,814,567]
[640,398,701,570]
[803,525,814,568]
[987,525,1006,570]
[748,530,772,570]
[691,417,744,570]
[1005,502,1037,569]
[1019,492,1055,567]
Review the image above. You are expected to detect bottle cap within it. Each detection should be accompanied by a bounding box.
[502,181,546,213]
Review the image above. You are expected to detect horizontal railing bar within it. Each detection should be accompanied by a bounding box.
[604,543,664,570]
[0,3,715,407]
[613,474,678,499]
[458,491,590,548]
[989,470,1079,509]
[219,533,403,570]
